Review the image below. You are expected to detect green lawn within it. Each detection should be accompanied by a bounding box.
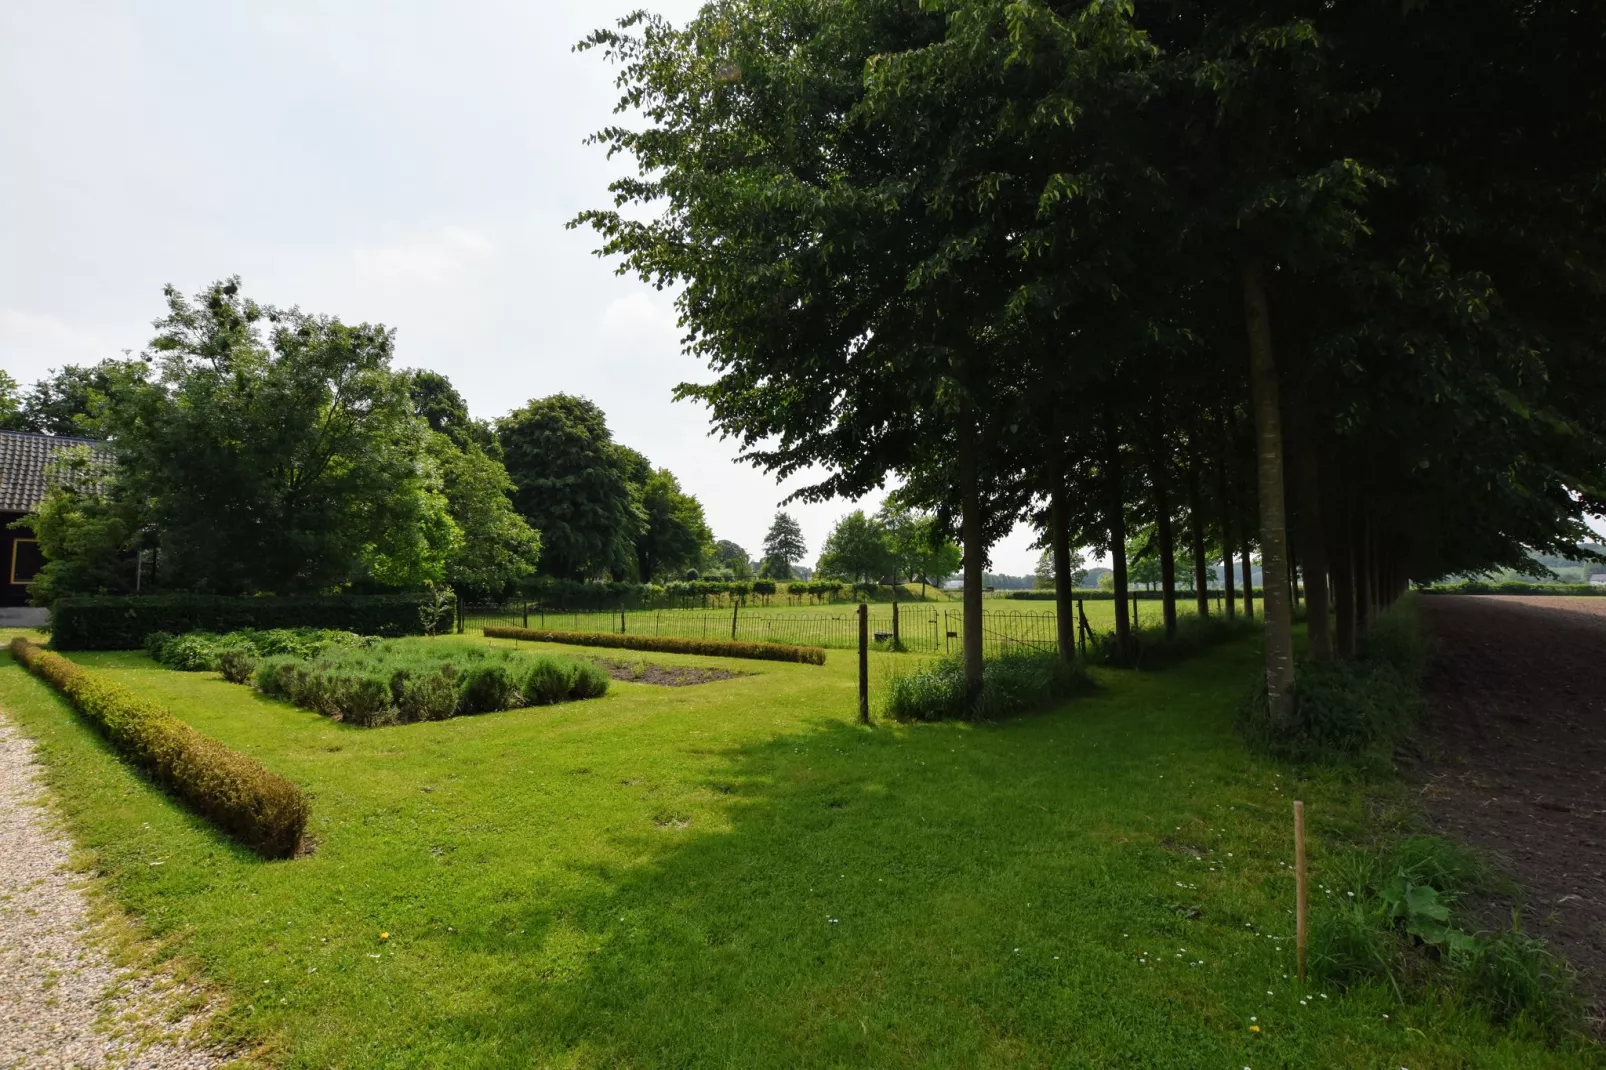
[0,629,1586,1068]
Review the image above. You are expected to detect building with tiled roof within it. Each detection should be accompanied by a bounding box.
[0,430,110,606]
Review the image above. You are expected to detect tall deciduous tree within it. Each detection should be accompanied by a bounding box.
[815,511,892,585]
[497,394,642,580]
[635,467,712,582]
[109,279,454,594]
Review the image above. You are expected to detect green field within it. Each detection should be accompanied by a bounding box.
[465,594,1223,654]
[0,628,1579,1068]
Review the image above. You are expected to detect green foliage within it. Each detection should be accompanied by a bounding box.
[14,358,150,437]
[51,593,444,650]
[815,511,893,584]
[15,445,138,605]
[109,278,456,593]
[428,432,541,598]
[9,637,307,858]
[1422,582,1606,597]
[760,513,806,580]
[408,369,497,455]
[146,628,369,672]
[250,639,607,726]
[884,649,1088,723]
[497,394,641,580]
[483,625,826,665]
[1310,836,1581,1037]
[1240,603,1425,763]
[0,369,27,430]
[634,467,712,583]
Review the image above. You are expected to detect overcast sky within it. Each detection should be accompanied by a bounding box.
[0,0,1054,576]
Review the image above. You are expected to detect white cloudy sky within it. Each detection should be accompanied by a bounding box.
[0,0,1049,576]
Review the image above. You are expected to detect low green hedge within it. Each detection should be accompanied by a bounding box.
[9,637,309,858]
[52,593,449,651]
[1421,581,1605,596]
[483,625,826,665]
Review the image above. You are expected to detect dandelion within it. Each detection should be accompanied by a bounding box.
[1250,1025,1261,1033]
[380,932,390,941]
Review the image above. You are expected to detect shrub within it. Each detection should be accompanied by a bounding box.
[218,649,259,684]
[482,625,827,665]
[395,670,458,722]
[456,662,518,715]
[1240,601,1425,763]
[52,593,444,651]
[884,649,1088,722]
[9,637,308,858]
[521,659,576,705]
[246,640,608,725]
[148,628,368,673]
[569,661,611,699]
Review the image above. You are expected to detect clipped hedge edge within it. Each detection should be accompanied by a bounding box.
[9,638,309,859]
[482,626,826,665]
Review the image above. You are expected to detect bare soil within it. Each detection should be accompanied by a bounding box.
[1413,595,1606,1025]
[587,657,747,687]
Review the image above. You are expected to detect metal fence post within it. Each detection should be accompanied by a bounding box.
[857,603,870,724]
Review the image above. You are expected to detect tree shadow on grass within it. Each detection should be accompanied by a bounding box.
[421,672,1258,1068]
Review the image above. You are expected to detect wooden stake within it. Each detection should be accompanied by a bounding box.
[1294,799,1308,983]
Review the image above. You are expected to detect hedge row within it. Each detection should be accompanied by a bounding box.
[483,625,826,665]
[515,577,851,610]
[52,593,449,651]
[1421,581,1606,596]
[9,638,308,858]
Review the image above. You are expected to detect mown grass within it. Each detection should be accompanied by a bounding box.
[0,627,1593,1068]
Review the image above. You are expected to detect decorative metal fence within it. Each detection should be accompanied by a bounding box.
[461,603,1070,658]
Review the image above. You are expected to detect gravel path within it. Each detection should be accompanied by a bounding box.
[0,711,224,1070]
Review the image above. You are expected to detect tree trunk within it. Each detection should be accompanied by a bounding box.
[1354,508,1372,640]
[1331,520,1357,658]
[1292,440,1332,661]
[1051,466,1076,665]
[1243,257,1296,726]
[1152,447,1178,639]
[1107,432,1131,662]
[959,394,985,696]
[1216,445,1236,621]
[1186,458,1210,617]
[1240,537,1255,621]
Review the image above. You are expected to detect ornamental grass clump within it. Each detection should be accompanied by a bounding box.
[884,649,1088,722]
[246,639,608,726]
[9,637,308,858]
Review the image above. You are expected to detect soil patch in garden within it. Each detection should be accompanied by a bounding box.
[587,656,748,687]
[1412,595,1606,1028]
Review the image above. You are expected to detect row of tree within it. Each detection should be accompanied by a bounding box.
[577,0,1606,719]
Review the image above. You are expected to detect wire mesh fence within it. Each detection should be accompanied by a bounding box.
[461,602,1074,658]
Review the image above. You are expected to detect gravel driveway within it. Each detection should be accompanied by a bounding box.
[0,710,224,1070]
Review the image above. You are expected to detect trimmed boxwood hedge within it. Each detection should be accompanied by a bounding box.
[483,625,826,665]
[1420,581,1605,596]
[9,638,309,858]
[52,593,448,651]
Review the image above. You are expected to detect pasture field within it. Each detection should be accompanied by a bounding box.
[465,594,1224,654]
[0,628,1580,1068]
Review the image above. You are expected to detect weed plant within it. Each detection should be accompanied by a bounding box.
[883,648,1089,722]
[251,639,609,726]
[1311,835,1580,1037]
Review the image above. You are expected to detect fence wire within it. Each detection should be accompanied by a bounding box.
[462,603,1074,658]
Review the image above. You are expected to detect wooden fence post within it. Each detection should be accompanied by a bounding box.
[731,598,740,640]
[892,601,900,648]
[857,603,870,724]
[523,602,529,629]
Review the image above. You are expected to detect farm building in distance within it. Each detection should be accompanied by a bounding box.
[0,429,108,607]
